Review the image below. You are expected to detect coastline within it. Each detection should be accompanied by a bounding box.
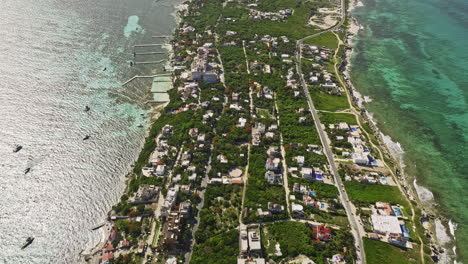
[79,2,181,261]
[78,0,460,262]
[344,0,457,262]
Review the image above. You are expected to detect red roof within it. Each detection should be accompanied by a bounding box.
[105,244,114,251]
[101,253,114,261]
[122,240,130,247]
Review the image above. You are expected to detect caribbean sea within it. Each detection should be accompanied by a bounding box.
[0,0,178,262]
[351,0,468,262]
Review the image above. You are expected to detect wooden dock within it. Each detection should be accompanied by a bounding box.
[151,35,169,38]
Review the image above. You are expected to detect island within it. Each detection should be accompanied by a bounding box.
[82,0,440,263]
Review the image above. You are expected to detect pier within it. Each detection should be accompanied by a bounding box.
[134,44,165,48]
[122,73,172,86]
[134,51,165,55]
[134,60,167,65]
[151,35,169,38]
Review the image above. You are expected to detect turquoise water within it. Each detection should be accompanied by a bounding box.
[351,0,468,262]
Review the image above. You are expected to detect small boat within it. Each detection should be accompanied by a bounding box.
[83,135,91,140]
[137,124,144,128]
[91,222,106,231]
[21,237,34,249]
[24,168,31,175]
[13,145,23,153]
[84,106,90,112]
[103,67,107,71]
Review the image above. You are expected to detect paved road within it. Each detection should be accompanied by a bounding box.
[295,1,366,263]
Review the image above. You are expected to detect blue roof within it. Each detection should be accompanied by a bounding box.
[351,127,357,131]
[316,174,323,179]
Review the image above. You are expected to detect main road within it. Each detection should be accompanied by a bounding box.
[295,0,367,263]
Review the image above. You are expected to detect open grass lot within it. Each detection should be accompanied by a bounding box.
[303,31,339,49]
[364,238,420,264]
[344,181,409,208]
[319,112,357,125]
[311,89,350,111]
[215,0,333,40]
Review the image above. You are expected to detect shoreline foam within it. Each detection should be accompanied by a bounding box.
[345,0,458,262]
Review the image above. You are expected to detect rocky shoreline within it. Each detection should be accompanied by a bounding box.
[342,0,456,262]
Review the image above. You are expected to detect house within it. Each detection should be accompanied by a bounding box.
[179,201,191,217]
[330,254,346,264]
[352,152,370,165]
[161,210,183,247]
[268,124,278,131]
[313,225,332,242]
[197,134,206,143]
[301,167,314,180]
[232,92,240,101]
[256,208,272,217]
[268,202,285,213]
[238,117,247,127]
[376,202,394,216]
[267,146,280,157]
[303,195,319,208]
[162,124,173,136]
[135,184,160,202]
[188,173,197,181]
[248,231,262,253]
[156,165,166,176]
[161,185,179,216]
[295,156,305,166]
[188,128,198,138]
[265,171,282,184]
[237,258,266,264]
[240,225,249,255]
[217,154,228,164]
[338,122,349,130]
[265,157,281,171]
[231,178,244,184]
[291,203,304,213]
[255,122,266,134]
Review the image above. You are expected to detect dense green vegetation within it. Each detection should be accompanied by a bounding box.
[264,221,356,263]
[191,229,240,264]
[244,147,288,222]
[195,185,242,243]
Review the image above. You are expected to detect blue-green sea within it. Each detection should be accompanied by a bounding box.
[351,0,468,262]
